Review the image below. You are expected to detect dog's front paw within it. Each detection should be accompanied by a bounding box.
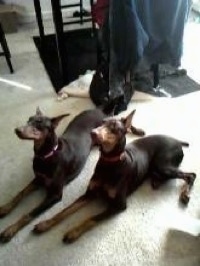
[189,173,196,186]
[33,222,50,234]
[130,126,145,136]
[0,227,16,243]
[57,91,69,101]
[179,192,190,205]
[63,229,80,244]
[136,128,145,136]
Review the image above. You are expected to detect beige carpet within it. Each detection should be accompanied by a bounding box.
[1,26,200,266]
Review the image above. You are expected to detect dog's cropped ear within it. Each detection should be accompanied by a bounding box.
[121,109,136,129]
[36,107,43,116]
[51,114,70,128]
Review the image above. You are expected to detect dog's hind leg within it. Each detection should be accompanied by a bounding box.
[150,172,168,190]
[63,207,118,243]
[130,125,145,136]
[33,193,92,234]
[155,166,196,205]
[0,179,38,218]
[179,173,196,205]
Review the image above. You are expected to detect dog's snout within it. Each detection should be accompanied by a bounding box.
[91,129,97,137]
[91,129,97,139]
[91,129,100,143]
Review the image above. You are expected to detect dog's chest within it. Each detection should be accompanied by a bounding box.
[97,162,124,182]
[33,157,58,186]
[90,159,134,198]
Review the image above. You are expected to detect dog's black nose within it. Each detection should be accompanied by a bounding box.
[15,128,20,134]
[15,127,22,137]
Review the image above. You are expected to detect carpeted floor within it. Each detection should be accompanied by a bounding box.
[1,22,200,266]
[1,88,200,266]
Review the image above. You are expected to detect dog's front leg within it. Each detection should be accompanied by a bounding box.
[156,166,196,205]
[63,207,118,243]
[62,183,127,244]
[0,179,38,218]
[33,193,92,234]
[0,194,61,243]
[179,172,196,204]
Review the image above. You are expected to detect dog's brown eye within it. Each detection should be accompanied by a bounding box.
[32,127,38,133]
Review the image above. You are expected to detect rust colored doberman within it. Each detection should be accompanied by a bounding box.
[33,110,196,243]
[0,106,144,243]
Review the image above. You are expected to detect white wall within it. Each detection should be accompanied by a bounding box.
[3,0,91,23]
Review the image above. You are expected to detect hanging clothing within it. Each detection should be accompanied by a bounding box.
[92,0,191,101]
[108,0,191,73]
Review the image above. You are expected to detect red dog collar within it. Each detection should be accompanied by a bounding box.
[43,143,59,159]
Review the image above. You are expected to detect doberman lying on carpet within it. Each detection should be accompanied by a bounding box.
[0,106,144,243]
[33,110,196,243]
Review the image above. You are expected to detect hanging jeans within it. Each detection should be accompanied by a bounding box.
[101,0,190,100]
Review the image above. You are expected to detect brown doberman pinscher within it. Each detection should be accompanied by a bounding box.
[0,106,144,243]
[33,110,196,243]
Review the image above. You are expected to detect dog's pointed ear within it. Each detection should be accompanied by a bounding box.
[51,113,70,128]
[121,109,136,129]
[36,106,43,116]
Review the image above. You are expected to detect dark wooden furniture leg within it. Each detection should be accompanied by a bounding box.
[51,0,68,86]
[33,0,45,43]
[0,23,14,73]
[80,0,83,24]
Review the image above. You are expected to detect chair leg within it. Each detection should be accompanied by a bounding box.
[5,55,14,73]
[90,0,96,33]
[80,0,83,24]
[0,23,14,73]
[1,43,14,73]
[51,0,68,86]
[2,42,14,73]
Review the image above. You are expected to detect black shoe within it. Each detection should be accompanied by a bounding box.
[73,9,90,17]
